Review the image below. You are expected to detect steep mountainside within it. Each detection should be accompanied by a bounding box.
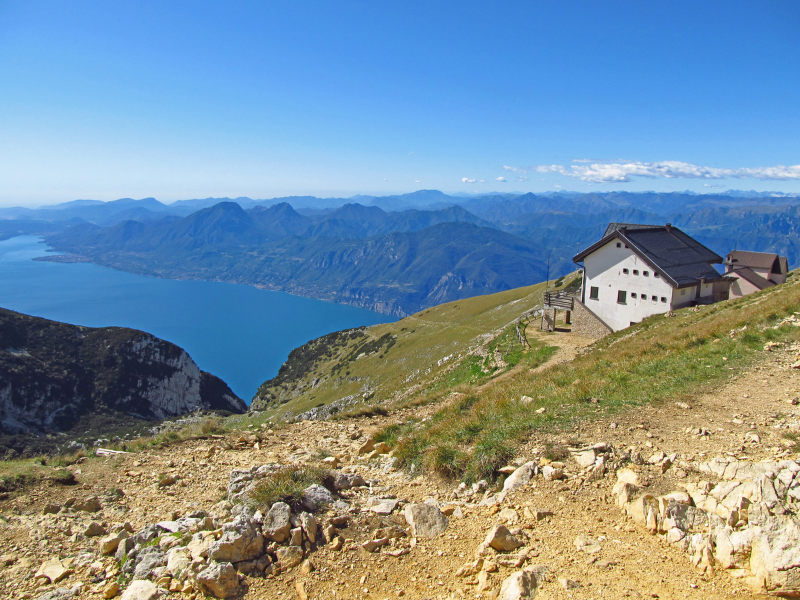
[250,274,581,418]
[45,218,558,316]
[0,308,246,442]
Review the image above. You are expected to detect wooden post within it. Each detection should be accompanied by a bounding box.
[565,310,571,325]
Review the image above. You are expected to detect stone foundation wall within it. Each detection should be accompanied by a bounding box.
[572,299,612,338]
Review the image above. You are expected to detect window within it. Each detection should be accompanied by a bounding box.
[631,292,638,299]
[661,297,667,303]
[617,290,627,304]
[654,272,660,278]
[681,289,686,296]
[589,286,599,300]
[652,296,658,302]
[633,270,639,276]
[643,271,649,277]
[622,268,629,275]
[616,242,622,248]
[640,294,646,300]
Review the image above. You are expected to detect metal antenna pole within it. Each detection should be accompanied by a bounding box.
[546,252,551,290]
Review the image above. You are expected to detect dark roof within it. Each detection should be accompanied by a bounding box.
[725,250,782,271]
[603,223,660,237]
[574,223,724,287]
[731,267,775,290]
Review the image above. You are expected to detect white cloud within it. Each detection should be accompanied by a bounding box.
[502,165,526,173]
[462,178,485,184]
[516,176,528,182]
[530,161,800,183]
[495,176,507,182]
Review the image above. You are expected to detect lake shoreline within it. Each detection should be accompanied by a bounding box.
[0,236,395,401]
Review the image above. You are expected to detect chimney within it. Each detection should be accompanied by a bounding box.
[665,223,672,233]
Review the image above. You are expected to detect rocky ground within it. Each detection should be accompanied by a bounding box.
[2,334,800,600]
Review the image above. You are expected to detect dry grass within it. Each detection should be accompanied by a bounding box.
[108,417,226,452]
[256,274,581,420]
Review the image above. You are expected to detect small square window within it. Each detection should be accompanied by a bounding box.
[654,272,660,278]
[643,271,649,277]
[622,268,629,275]
[640,294,647,300]
[661,297,667,303]
[616,242,621,248]
[631,292,638,299]
[681,289,686,296]
[589,286,599,300]
[617,290,627,304]
[652,296,657,302]
[633,270,639,275]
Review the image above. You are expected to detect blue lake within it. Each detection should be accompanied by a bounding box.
[0,236,395,402]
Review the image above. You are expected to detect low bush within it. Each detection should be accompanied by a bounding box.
[247,465,333,511]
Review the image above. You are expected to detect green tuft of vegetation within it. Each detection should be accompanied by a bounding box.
[247,465,333,511]
[51,468,77,485]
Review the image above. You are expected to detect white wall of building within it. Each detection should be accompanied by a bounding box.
[672,284,697,308]
[582,240,676,331]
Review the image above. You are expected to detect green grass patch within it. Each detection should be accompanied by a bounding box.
[393,278,800,483]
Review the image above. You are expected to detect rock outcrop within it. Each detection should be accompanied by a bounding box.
[0,308,246,443]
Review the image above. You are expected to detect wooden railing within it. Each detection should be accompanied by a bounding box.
[543,291,577,310]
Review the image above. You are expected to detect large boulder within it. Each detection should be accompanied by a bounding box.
[131,547,166,580]
[208,515,264,563]
[404,503,448,538]
[166,547,192,577]
[503,462,536,493]
[497,568,544,600]
[34,559,71,584]
[332,472,367,491]
[263,502,291,542]
[120,580,162,600]
[302,484,336,512]
[749,515,800,596]
[299,512,318,543]
[33,587,80,600]
[197,561,241,599]
[276,546,304,569]
[485,525,524,552]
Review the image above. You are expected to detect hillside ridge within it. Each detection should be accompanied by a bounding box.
[2,273,800,599]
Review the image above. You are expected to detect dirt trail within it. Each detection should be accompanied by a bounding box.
[1,342,798,600]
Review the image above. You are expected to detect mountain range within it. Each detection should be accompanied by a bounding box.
[3,190,799,316]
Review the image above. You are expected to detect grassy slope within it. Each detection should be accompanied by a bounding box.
[252,275,581,419]
[388,272,800,484]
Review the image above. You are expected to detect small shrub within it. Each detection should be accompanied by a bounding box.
[247,466,332,511]
[543,443,569,462]
[740,330,762,346]
[50,449,87,468]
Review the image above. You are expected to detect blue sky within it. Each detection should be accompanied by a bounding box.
[1,1,799,206]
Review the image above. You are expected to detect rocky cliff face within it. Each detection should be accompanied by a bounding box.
[0,308,246,436]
